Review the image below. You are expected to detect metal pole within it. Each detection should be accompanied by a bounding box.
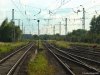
[53,25,55,35]
[53,25,55,40]
[65,18,67,35]
[12,9,15,42]
[37,20,40,50]
[22,22,23,34]
[65,18,67,41]
[12,9,14,21]
[83,8,85,30]
[59,22,61,35]
[21,21,23,40]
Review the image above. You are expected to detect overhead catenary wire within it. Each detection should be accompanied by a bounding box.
[10,0,28,20]
[6,0,100,35]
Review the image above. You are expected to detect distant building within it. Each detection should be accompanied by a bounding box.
[23,34,33,39]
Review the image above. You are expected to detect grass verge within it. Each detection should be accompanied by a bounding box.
[0,42,26,53]
[28,51,56,75]
[55,41,70,48]
[48,40,70,48]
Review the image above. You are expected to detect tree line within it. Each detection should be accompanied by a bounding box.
[0,19,22,42]
[66,15,100,43]
[33,15,100,43]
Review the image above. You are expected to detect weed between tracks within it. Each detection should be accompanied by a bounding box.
[28,51,55,75]
[48,40,70,48]
[69,42,99,46]
[49,40,100,48]
[55,41,70,48]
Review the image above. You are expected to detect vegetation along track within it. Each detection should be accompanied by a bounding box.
[0,42,35,75]
[44,42,100,75]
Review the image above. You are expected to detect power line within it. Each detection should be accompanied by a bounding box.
[10,0,29,21]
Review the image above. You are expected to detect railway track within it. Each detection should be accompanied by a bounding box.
[63,46,100,62]
[71,46,100,55]
[0,42,35,75]
[44,42,100,75]
[70,45,100,57]
[72,46,100,52]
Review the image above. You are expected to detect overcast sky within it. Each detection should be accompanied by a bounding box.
[0,0,100,35]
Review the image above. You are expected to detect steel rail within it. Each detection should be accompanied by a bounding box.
[47,42,100,73]
[45,43,75,75]
[48,43,100,64]
[7,44,33,75]
[0,42,34,75]
[0,42,31,64]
